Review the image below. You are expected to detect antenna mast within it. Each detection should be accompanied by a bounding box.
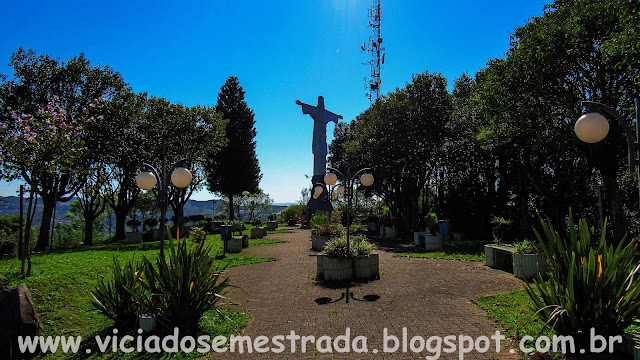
[362,0,385,104]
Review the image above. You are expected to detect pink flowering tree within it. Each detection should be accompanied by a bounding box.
[0,97,97,261]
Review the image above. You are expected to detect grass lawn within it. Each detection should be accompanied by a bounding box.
[477,289,639,359]
[0,231,280,359]
[394,239,489,262]
[476,290,553,341]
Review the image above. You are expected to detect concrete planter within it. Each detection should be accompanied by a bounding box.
[311,234,330,251]
[368,222,380,233]
[226,236,243,253]
[384,227,397,238]
[266,221,278,231]
[485,244,516,270]
[353,254,379,281]
[513,253,544,280]
[316,254,326,280]
[322,257,353,281]
[241,235,249,248]
[260,226,268,237]
[424,235,444,251]
[414,232,426,246]
[138,315,156,332]
[250,227,264,239]
[125,232,143,243]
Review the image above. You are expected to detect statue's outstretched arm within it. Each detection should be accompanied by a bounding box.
[296,100,315,115]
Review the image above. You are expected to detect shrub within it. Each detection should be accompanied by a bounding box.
[425,212,438,234]
[322,237,357,258]
[143,218,158,229]
[53,223,83,249]
[267,213,277,222]
[279,204,305,226]
[0,214,20,258]
[526,211,640,348]
[189,227,207,243]
[353,235,374,256]
[513,239,536,254]
[490,216,511,245]
[213,213,227,220]
[0,239,17,259]
[135,241,230,332]
[90,257,144,329]
[126,219,141,232]
[311,211,344,237]
[250,217,265,227]
[231,220,245,235]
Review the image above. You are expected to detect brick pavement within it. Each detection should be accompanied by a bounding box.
[214,228,523,359]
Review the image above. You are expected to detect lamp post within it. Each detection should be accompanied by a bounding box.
[136,159,192,259]
[324,167,374,256]
[575,98,640,212]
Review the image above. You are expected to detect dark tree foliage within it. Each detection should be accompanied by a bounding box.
[330,71,451,232]
[476,0,639,241]
[205,77,261,220]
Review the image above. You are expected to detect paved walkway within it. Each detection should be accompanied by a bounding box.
[216,228,522,359]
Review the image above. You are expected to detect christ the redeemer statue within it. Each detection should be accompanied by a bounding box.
[296,96,342,219]
[296,96,343,176]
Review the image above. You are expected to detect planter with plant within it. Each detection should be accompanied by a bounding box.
[317,237,356,281]
[352,236,379,281]
[512,239,544,280]
[485,216,514,268]
[226,220,245,251]
[125,219,143,243]
[317,235,379,281]
[142,218,161,241]
[367,215,380,233]
[526,211,640,353]
[379,213,396,238]
[310,211,344,251]
[91,239,230,333]
[267,213,278,230]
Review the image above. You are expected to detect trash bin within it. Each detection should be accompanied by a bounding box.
[220,225,232,241]
[438,220,452,238]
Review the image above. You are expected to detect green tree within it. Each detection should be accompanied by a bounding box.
[333,71,451,232]
[95,91,147,241]
[475,0,639,240]
[205,76,261,221]
[77,165,109,245]
[143,97,226,230]
[240,189,273,220]
[0,48,128,249]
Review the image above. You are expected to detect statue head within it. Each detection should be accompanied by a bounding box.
[317,96,325,108]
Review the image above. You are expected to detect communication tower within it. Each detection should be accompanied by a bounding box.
[361,0,385,104]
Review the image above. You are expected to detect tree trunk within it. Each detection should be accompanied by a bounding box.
[228,193,235,221]
[518,173,530,240]
[84,216,95,245]
[173,204,184,232]
[114,206,128,240]
[35,194,56,250]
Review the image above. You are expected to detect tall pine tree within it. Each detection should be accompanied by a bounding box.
[205,76,261,220]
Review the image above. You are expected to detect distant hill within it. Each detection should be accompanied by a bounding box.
[0,196,290,228]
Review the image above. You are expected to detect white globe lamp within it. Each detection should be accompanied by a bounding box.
[171,167,192,188]
[575,112,609,143]
[136,171,157,190]
[360,173,374,187]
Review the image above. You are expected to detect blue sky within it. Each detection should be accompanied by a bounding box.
[0,0,549,203]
